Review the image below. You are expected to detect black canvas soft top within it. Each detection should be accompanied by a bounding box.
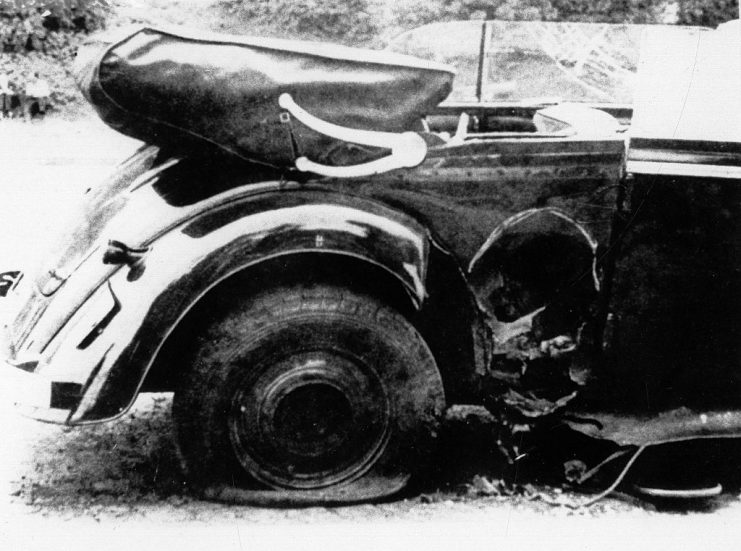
[75,26,455,168]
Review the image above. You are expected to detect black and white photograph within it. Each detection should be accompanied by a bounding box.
[1,1,740,549]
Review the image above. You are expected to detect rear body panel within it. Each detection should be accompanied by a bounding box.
[1,130,625,424]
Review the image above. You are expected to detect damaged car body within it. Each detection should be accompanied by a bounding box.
[1,20,739,503]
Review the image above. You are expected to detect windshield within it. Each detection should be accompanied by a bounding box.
[388,20,709,104]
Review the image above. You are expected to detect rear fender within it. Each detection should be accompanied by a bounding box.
[50,198,429,423]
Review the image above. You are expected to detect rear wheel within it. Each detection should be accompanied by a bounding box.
[172,285,445,504]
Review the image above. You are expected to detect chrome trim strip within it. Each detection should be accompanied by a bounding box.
[627,160,741,179]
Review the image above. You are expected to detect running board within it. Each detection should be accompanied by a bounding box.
[633,483,723,500]
[564,409,741,446]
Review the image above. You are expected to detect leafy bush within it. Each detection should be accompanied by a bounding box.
[387,0,737,31]
[269,0,736,47]
[551,0,738,25]
[1,1,109,106]
[1,1,108,55]
[221,0,378,44]
[549,1,654,23]
[369,0,560,39]
[677,0,739,27]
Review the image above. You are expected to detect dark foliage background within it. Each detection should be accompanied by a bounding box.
[384,0,737,30]
[220,0,379,44]
[0,0,738,110]
[1,1,109,105]
[677,0,739,26]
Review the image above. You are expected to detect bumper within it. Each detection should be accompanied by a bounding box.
[0,360,73,424]
[1,276,122,425]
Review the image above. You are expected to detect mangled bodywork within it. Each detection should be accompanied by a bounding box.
[2,20,740,502]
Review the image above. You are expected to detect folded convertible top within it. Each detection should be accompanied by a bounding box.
[75,26,455,168]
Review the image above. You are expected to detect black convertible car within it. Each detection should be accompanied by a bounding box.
[1,20,739,504]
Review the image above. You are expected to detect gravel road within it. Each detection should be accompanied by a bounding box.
[1,113,741,550]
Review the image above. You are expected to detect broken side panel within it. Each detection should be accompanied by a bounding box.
[345,132,627,421]
[469,208,603,421]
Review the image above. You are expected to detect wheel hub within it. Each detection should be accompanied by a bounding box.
[228,351,390,490]
[272,383,353,456]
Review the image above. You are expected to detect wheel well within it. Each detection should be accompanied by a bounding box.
[143,250,481,403]
[143,253,414,390]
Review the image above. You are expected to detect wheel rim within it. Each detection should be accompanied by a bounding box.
[228,350,391,490]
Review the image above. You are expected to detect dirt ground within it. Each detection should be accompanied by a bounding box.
[2,112,741,550]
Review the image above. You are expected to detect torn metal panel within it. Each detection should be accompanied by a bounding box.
[471,208,601,420]
[469,208,599,324]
